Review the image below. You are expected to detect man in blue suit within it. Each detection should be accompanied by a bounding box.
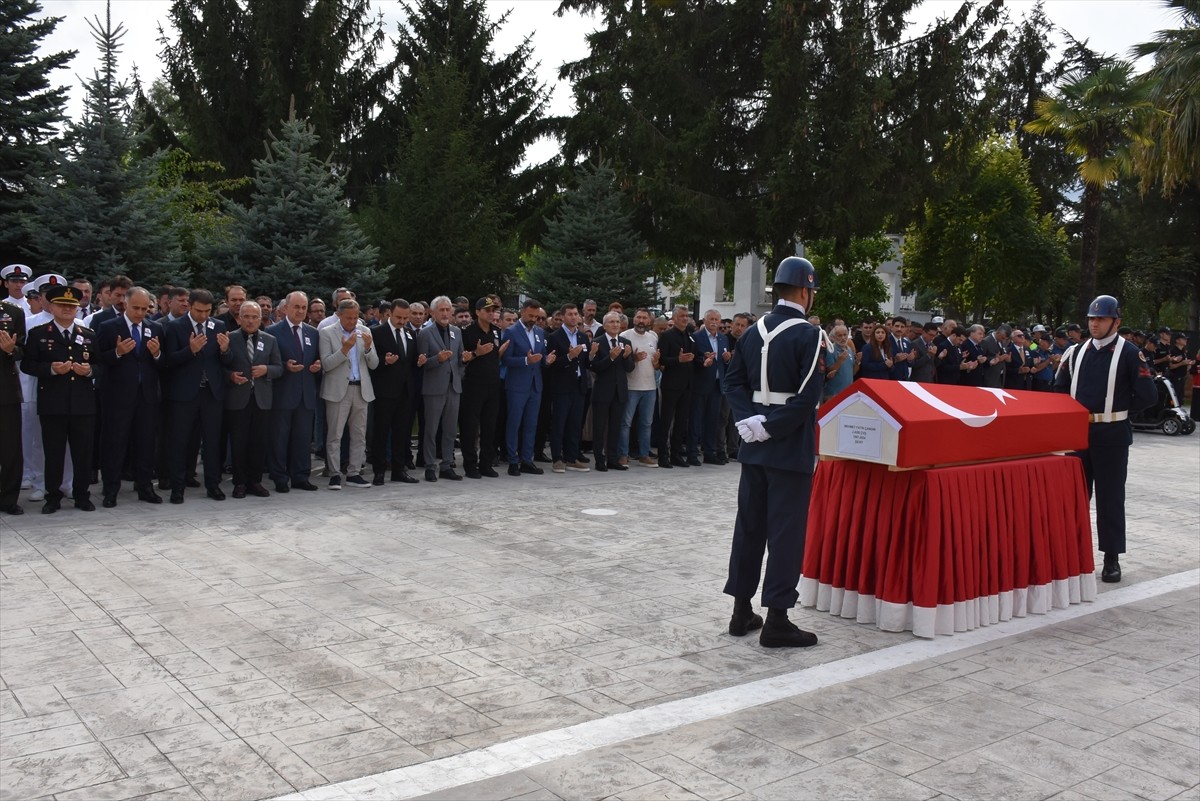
[161,288,232,503]
[266,291,322,492]
[501,299,555,476]
[723,257,827,649]
[689,309,730,465]
[95,286,163,506]
[888,316,913,380]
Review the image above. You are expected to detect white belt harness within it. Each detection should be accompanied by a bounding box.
[1068,338,1131,423]
[751,316,834,406]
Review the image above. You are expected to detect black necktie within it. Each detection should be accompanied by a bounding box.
[293,325,303,355]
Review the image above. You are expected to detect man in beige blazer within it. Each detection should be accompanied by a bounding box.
[319,299,378,489]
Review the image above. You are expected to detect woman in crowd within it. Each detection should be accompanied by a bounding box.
[823,324,855,400]
[857,324,893,380]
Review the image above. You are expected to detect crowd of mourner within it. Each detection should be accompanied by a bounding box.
[0,263,1195,517]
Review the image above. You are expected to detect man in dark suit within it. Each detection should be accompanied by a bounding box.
[0,296,26,514]
[909,322,939,384]
[501,299,551,476]
[85,274,130,330]
[20,285,98,514]
[161,288,232,503]
[95,287,164,506]
[416,296,465,481]
[266,291,322,492]
[368,298,423,485]
[979,324,1012,388]
[723,256,827,648]
[224,300,282,498]
[458,297,506,479]
[589,311,635,471]
[690,309,730,465]
[214,284,247,330]
[961,325,989,386]
[656,305,698,468]
[888,317,913,381]
[545,303,592,473]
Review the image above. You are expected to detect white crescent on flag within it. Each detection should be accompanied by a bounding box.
[898,382,1017,428]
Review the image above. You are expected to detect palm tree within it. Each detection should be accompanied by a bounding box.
[1132,0,1200,194]
[1025,60,1153,319]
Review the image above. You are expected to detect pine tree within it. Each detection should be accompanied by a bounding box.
[22,5,185,286]
[523,162,655,312]
[206,116,387,302]
[0,0,74,265]
[359,62,514,303]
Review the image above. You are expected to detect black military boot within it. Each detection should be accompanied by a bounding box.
[1101,553,1122,583]
[759,608,818,648]
[728,598,763,637]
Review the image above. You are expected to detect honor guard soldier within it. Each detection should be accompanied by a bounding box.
[723,256,831,647]
[20,284,98,513]
[1055,295,1157,582]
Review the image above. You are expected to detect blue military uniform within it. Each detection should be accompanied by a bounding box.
[723,297,825,618]
[1055,317,1157,566]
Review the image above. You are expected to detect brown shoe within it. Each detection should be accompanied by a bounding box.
[638,456,658,468]
[618,456,629,467]
[566,460,590,472]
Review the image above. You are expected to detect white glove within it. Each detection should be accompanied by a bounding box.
[736,414,770,443]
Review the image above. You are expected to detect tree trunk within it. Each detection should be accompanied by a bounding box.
[1077,182,1103,321]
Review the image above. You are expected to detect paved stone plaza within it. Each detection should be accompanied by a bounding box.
[1,433,1196,801]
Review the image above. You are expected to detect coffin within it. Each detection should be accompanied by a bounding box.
[817,379,1090,468]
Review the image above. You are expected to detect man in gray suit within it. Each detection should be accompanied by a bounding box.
[979,323,1012,389]
[320,299,378,489]
[224,301,283,498]
[416,295,465,481]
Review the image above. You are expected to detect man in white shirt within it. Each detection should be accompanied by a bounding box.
[620,308,659,467]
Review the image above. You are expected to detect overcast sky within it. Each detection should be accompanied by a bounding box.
[36,0,1180,154]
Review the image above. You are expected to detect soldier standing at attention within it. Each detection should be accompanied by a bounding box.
[723,257,829,647]
[1055,295,1157,583]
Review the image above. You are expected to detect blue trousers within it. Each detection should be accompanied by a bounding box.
[724,464,812,609]
[506,386,541,464]
[550,390,585,463]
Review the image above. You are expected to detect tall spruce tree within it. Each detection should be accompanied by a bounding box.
[158,0,388,184]
[359,62,514,302]
[23,6,185,286]
[523,162,655,312]
[206,116,386,302]
[0,0,74,265]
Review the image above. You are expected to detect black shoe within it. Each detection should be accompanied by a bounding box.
[170,490,184,504]
[595,461,608,472]
[292,481,318,491]
[658,459,673,469]
[519,462,543,475]
[137,488,163,504]
[703,454,722,465]
[577,455,590,464]
[608,462,628,471]
[328,476,342,491]
[74,498,96,512]
[729,599,764,637]
[680,458,697,467]
[391,470,419,484]
[533,452,550,463]
[102,495,117,508]
[439,469,462,481]
[404,458,416,470]
[157,480,169,491]
[247,483,270,497]
[1101,553,1122,583]
[759,610,818,648]
[186,477,201,488]
[479,467,499,478]
[373,473,386,486]
[508,464,521,476]
[274,483,291,494]
[232,485,247,499]
[42,499,60,514]
[465,470,482,479]
[206,488,226,501]
[344,474,371,489]
[425,468,438,482]
[0,504,24,515]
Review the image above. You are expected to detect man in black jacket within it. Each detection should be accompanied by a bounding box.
[459,298,508,478]
[656,305,698,468]
[368,299,423,485]
[0,296,26,514]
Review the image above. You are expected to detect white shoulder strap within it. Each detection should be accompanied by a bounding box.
[752,316,832,406]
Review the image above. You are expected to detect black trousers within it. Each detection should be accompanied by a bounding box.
[101,393,158,494]
[41,413,94,502]
[0,401,23,507]
[591,397,622,465]
[269,406,314,486]
[459,381,499,473]
[227,397,270,487]
[1071,421,1132,555]
[171,390,223,491]
[372,394,412,475]
[658,386,691,462]
[400,382,422,467]
[724,464,812,609]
